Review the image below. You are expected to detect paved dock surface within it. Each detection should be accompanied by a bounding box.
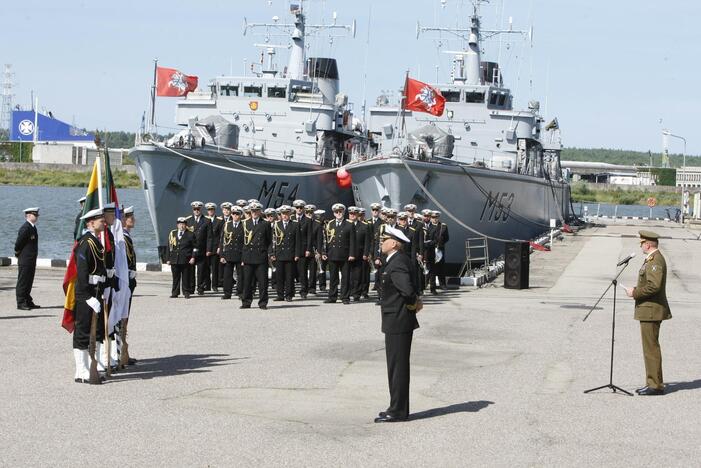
[1,221,700,467]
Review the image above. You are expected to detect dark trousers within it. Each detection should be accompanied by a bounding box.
[276,260,296,299]
[308,256,318,292]
[375,263,384,300]
[349,259,363,299]
[222,261,242,298]
[171,264,191,297]
[73,297,107,349]
[428,260,444,291]
[16,263,36,307]
[328,259,350,301]
[361,259,371,295]
[385,332,413,419]
[318,258,328,290]
[208,255,221,289]
[296,257,309,296]
[242,262,268,307]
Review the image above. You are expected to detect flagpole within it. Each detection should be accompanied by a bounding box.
[400,70,409,141]
[149,59,158,133]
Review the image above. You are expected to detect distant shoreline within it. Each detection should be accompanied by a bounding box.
[0,163,140,188]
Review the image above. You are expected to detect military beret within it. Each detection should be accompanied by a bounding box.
[639,230,659,241]
[81,208,103,220]
[205,202,216,209]
[332,203,345,212]
[404,204,417,211]
[292,199,306,208]
[190,201,204,208]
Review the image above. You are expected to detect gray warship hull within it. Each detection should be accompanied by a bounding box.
[131,143,354,255]
[347,156,571,272]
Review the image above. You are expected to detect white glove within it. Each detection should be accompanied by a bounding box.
[106,268,116,279]
[129,270,137,279]
[86,297,101,314]
[88,275,106,285]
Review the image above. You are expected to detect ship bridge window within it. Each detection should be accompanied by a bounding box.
[465,92,485,103]
[441,90,461,102]
[267,86,287,98]
[497,94,506,106]
[243,86,262,97]
[220,85,239,97]
[489,92,499,106]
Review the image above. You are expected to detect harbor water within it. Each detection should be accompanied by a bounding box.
[0,185,159,263]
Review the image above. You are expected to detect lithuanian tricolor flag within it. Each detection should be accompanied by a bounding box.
[61,159,101,332]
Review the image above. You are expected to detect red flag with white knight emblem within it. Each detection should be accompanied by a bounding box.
[403,77,445,116]
[156,66,198,97]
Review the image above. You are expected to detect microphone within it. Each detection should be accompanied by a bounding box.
[616,253,636,267]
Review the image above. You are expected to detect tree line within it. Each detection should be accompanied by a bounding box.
[561,147,700,169]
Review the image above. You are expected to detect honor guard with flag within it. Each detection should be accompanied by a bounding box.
[220,205,245,300]
[322,203,356,304]
[74,196,86,240]
[206,202,223,292]
[188,201,210,295]
[241,202,272,309]
[292,199,314,299]
[375,225,422,422]
[120,206,138,367]
[168,217,195,298]
[271,205,302,302]
[15,207,40,311]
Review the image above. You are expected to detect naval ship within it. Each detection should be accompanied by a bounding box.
[130,2,364,256]
[346,1,571,272]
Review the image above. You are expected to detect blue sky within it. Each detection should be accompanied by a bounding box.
[2,0,698,155]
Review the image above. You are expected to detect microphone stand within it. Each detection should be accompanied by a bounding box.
[582,259,633,396]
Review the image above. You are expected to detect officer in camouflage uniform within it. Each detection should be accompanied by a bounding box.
[625,230,672,396]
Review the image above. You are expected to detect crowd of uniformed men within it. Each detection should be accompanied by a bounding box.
[166,199,451,309]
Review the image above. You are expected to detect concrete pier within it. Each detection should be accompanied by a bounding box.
[1,221,699,466]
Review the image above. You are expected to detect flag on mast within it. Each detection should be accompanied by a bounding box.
[402,76,446,116]
[155,66,198,97]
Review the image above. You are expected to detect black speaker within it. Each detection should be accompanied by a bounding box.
[504,241,529,289]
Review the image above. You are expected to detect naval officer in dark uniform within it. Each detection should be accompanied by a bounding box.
[322,203,356,304]
[375,225,422,422]
[625,230,672,396]
[15,207,40,310]
[241,202,272,309]
[271,205,302,302]
[220,205,245,300]
[167,217,196,298]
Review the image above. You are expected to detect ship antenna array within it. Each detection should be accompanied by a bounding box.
[1,64,14,136]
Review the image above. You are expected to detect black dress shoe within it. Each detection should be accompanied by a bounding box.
[17,305,32,311]
[184,294,190,299]
[323,299,336,304]
[212,287,219,293]
[308,290,316,295]
[362,294,369,299]
[374,301,382,306]
[240,304,251,309]
[259,304,268,310]
[29,303,41,309]
[300,294,308,299]
[273,297,285,302]
[221,296,231,300]
[197,290,205,296]
[638,387,664,396]
[127,358,137,365]
[342,300,350,305]
[353,296,361,302]
[170,295,178,298]
[74,378,90,384]
[285,298,293,302]
[374,413,407,423]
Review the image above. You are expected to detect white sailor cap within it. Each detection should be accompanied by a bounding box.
[24,207,40,215]
[264,208,276,215]
[103,202,116,211]
[381,225,410,243]
[231,206,243,214]
[314,209,326,216]
[205,202,216,210]
[243,205,252,212]
[247,198,259,205]
[358,208,366,214]
[305,204,317,211]
[331,203,345,212]
[81,208,104,220]
[404,203,417,211]
[292,199,306,208]
[177,216,188,224]
[191,201,204,208]
[430,210,441,217]
[236,199,247,207]
[413,213,422,219]
[220,202,232,209]
[123,206,134,215]
[421,209,432,216]
[397,211,408,219]
[77,196,87,204]
[347,206,359,214]
[250,202,263,210]
[278,205,292,213]
[386,208,398,216]
[370,202,382,210]
[380,207,389,215]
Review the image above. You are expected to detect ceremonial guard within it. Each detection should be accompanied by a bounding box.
[72,208,107,384]
[188,201,210,295]
[167,217,195,298]
[291,200,313,298]
[220,205,245,300]
[241,202,272,309]
[74,196,86,240]
[348,207,370,301]
[375,225,422,422]
[15,207,40,310]
[625,230,672,396]
[309,207,325,294]
[206,202,224,292]
[271,206,302,302]
[322,203,356,304]
[120,206,138,367]
[425,211,449,293]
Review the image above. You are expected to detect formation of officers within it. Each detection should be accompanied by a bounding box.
[166,198,450,309]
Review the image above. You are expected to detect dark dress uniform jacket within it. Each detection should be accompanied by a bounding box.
[168,229,195,264]
[352,221,371,258]
[242,218,272,264]
[124,230,137,290]
[381,252,420,334]
[294,215,313,254]
[208,216,224,253]
[75,232,107,300]
[633,250,672,321]
[323,219,356,261]
[15,221,38,265]
[220,220,244,262]
[272,220,302,260]
[189,216,209,257]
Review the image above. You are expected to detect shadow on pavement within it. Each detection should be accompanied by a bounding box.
[0,314,53,320]
[410,400,495,421]
[109,354,247,381]
[665,379,701,394]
